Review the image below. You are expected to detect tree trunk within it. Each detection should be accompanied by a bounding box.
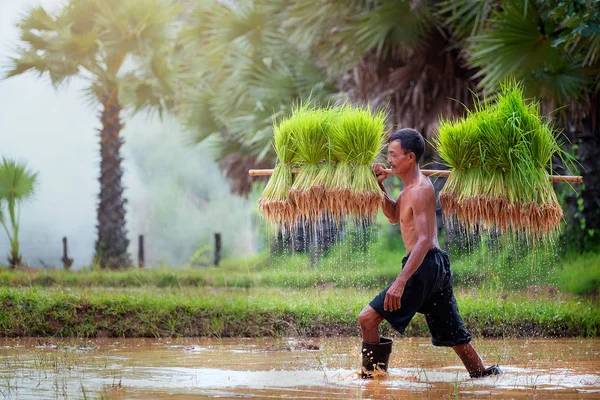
[563,102,600,252]
[95,89,130,269]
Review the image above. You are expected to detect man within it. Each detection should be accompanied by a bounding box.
[358,128,502,379]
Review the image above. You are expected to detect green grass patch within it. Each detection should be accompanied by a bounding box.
[2,233,597,300]
[0,287,597,338]
[556,252,600,296]
[449,236,561,289]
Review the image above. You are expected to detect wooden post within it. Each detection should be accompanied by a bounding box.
[138,235,144,268]
[61,237,73,270]
[214,233,221,266]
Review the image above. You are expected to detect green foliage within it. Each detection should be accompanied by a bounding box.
[0,286,596,337]
[179,0,337,175]
[0,158,38,267]
[438,0,495,40]
[283,0,437,77]
[468,0,590,104]
[548,0,600,67]
[5,0,179,113]
[449,234,560,290]
[189,245,212,268]
[556,252,600,296]
[338,0,434,56]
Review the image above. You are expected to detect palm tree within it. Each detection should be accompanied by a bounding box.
[0,158,38,268]
[178,0,338,196]
[5,0,179,268]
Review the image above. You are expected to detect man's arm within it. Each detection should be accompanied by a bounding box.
[383,185,436,312]
[373,164,400,224]
[379,181,400,225]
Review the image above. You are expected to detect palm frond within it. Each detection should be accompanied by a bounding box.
[3,50,48,79]
[282,0,333,54]
[351,0,433,53]
[526,61,588,104]
[19,31,49,51]
[18,6,57,31]
[468,0,589,106]
[119,56,178,118]
[438,0,495,40]
[183,91,224,145]
[216,144,272,197]
[0,158,38,203]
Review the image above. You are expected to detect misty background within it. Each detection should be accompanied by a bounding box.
[0,0,259,268]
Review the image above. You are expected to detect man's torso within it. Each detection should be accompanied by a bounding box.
[398,174,439,253]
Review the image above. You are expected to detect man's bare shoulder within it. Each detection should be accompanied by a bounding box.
[405,176,435,201]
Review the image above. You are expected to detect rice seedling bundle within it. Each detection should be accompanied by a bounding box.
[434,81,567,238]
[258,118,298,227]
[329,105,387,221]
[288,105,330,222]
[259,104,388,227]
[311,107,340,219]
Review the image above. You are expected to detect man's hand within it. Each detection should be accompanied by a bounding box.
[384,281,405,312]
[373,164,388,185]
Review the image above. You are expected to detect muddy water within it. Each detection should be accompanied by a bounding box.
[0,337,598,399]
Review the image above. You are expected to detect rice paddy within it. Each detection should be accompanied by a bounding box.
[1,337,598,399]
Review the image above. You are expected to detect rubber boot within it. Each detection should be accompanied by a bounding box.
[470,365,502,378]
[361,337,393,379]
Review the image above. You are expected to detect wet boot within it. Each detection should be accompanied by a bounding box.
[361,337,393,379]
[470,365,503,378]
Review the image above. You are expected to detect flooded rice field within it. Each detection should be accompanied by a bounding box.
[0,337,598,399]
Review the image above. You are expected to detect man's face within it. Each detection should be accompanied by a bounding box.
[387,140,412,174]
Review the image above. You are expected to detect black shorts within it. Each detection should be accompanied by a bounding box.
[369,247,472,347]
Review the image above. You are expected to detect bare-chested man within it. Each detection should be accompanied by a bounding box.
[358,128,502,379]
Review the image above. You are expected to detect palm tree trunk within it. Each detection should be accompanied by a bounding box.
[96,89,130,269]
[566,114,600,251]
[560,94,600,252]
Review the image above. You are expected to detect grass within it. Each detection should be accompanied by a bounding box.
[0,219,597,338]
[3,235,594,293]
[0,286,597,338]
[556,252,600,296]
[0,237,600,295]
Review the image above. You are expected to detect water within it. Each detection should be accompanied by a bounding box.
[0,337,598,399]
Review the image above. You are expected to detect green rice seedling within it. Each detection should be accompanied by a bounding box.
[329,105,387,221]
[327,105,354,220]
[434,80,571,239]
[434,114,484,231]
[288,105,330,223]
[258,119,297,228]
[492,82,563,237]
[308,107,339,219]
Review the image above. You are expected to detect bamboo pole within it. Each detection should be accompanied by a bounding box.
[248,168,582,183]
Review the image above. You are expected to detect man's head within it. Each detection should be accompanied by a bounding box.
[386,128,425,174]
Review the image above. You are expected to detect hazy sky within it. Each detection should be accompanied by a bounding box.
[0,0,258,268]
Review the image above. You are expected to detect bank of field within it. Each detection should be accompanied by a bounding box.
[0,287,597,338]
[1,244,598,338]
